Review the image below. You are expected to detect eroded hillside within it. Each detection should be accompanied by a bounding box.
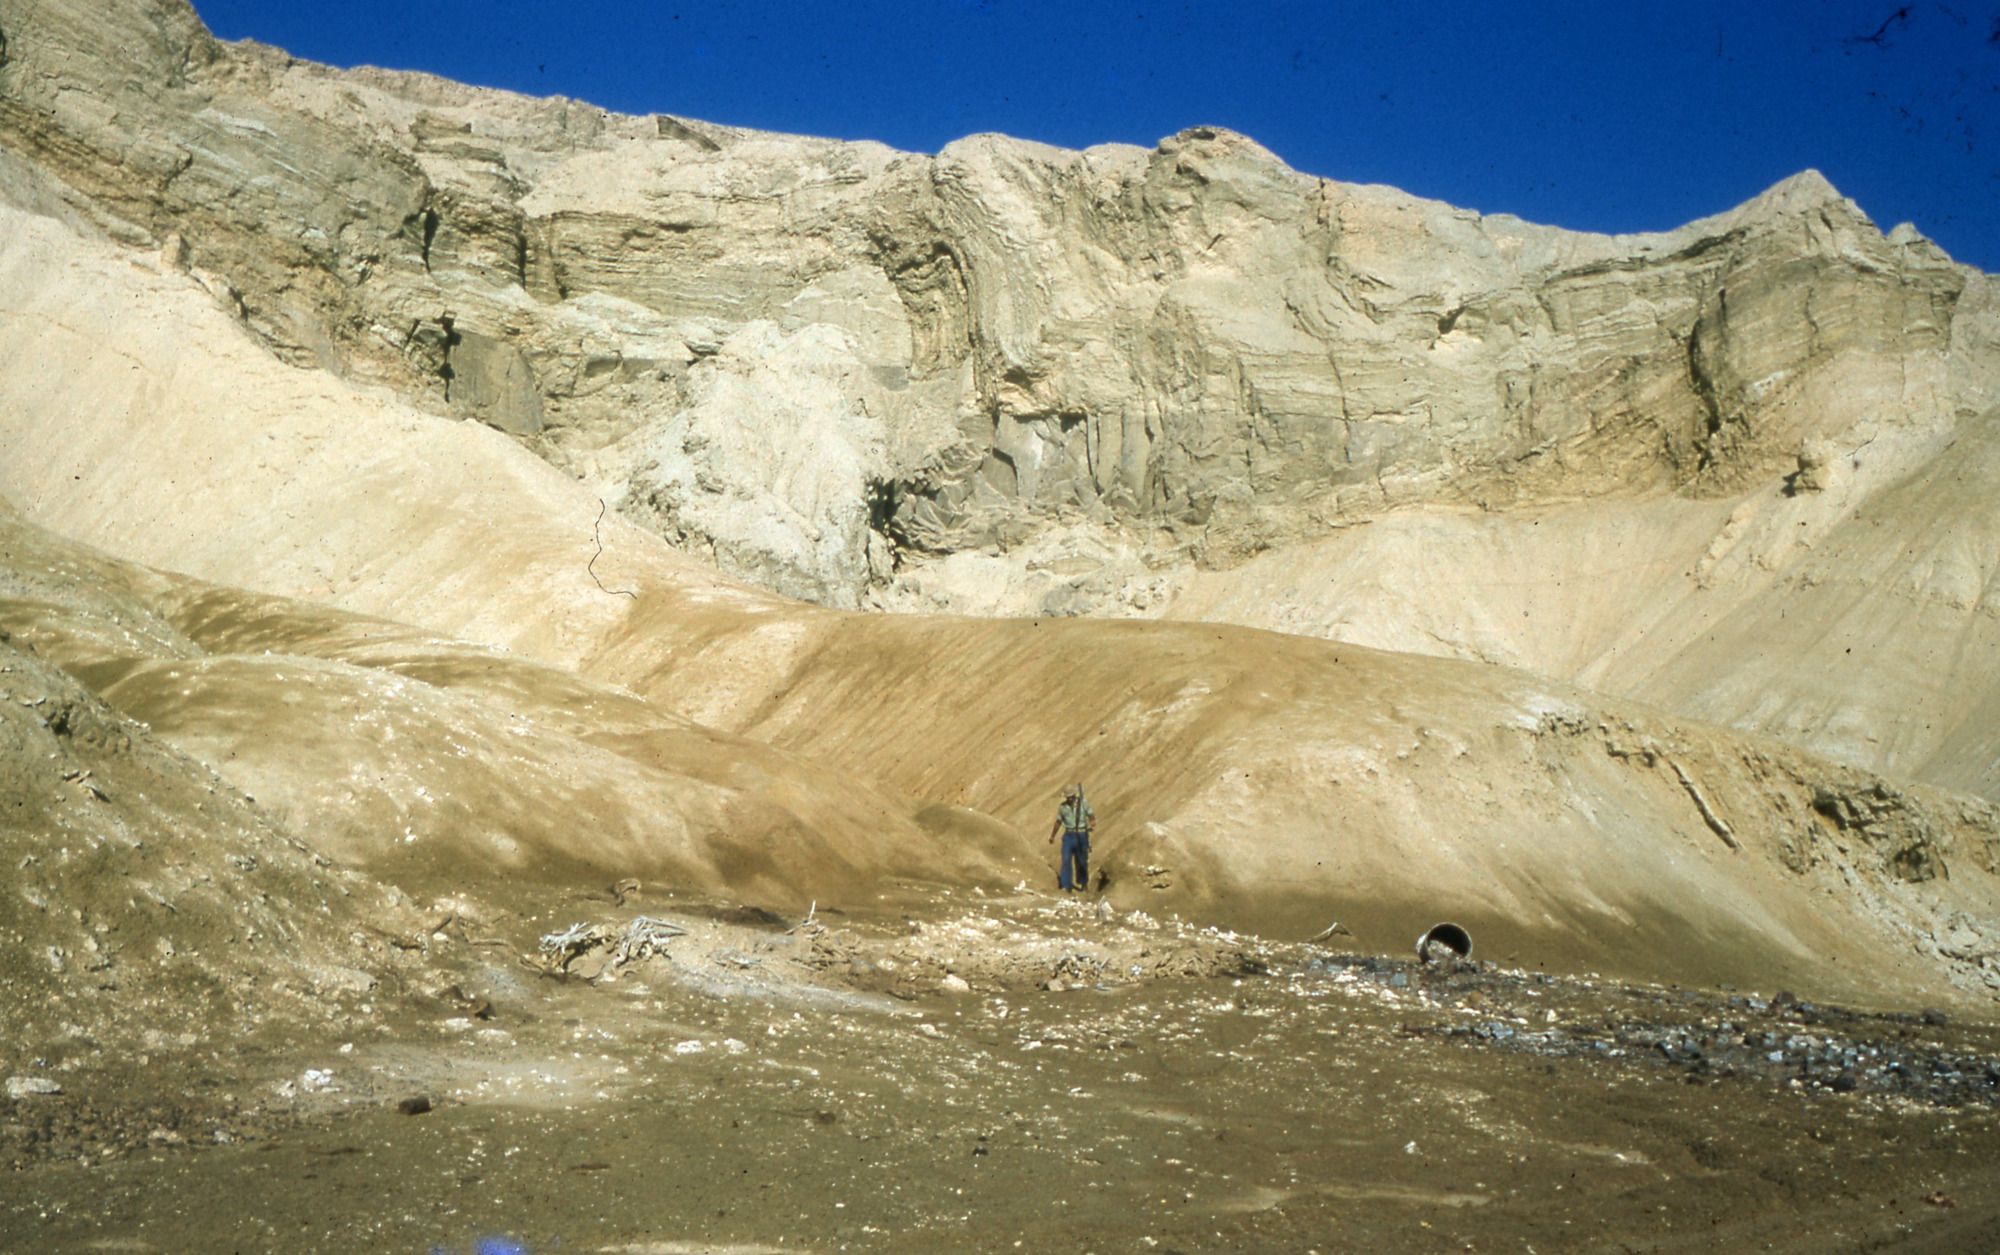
[1,196,1997,1011]
[2,0,1995,819]
[0,0,1983,589]
[1162,405,2000,799]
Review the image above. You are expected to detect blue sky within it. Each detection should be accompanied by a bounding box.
[193,1,1998,271]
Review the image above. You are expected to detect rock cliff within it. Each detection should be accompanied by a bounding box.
[2,0,1986,614]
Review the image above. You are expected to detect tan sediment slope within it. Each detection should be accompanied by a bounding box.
[0,507,1032,903]
[1160,399,2000,801]
[2,201,1996,1007]
[620,603,2000,1004]
[0,534,424,1069]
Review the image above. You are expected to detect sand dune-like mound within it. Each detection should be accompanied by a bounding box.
[0,509,1031,903]
[1,0,1996,1014]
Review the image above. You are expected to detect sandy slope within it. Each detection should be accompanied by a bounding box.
[2,202,1997,1007]
[1153,250,2000,800]
[0,511,1031,903]
[0,571,423,1076]
[1161,401,2000,801]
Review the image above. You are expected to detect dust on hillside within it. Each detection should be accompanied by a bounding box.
[5,883,1997,1253]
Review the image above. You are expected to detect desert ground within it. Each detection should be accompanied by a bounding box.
[5,885,2000,1252]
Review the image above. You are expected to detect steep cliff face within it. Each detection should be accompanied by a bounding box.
[0,0,1982,614]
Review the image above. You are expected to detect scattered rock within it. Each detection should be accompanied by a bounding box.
[395,1095,432,1116]
[1790,439,1836,494]
[6,1076,62,1099]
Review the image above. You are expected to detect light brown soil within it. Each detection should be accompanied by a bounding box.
[5,888,1997,1253]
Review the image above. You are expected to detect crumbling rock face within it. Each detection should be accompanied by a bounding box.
[1806,779,1986,885]
[0,0,1979,608]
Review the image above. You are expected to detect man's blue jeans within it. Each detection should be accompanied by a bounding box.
[1059,831,1090,892]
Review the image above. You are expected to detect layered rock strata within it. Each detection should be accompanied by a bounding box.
[1,0,1985,612]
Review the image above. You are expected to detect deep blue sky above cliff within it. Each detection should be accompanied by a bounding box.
[194,0,1999,271]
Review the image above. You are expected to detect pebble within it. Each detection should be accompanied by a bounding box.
[1314,953,2000,1110]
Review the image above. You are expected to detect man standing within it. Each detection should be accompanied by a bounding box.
[1048,783,1094,893]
